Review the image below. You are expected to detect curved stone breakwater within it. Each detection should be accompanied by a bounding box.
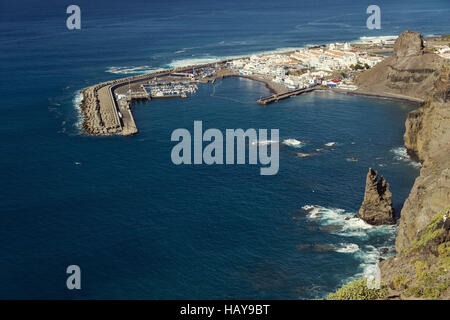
[79,68,181,136]
[78,59,300,136]
[80,84,122,135]
[79,58,320,136]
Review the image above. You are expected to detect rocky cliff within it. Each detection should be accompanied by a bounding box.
[356,30,443,101]
[397,66,450,253]
[356,30,450,299]
[357,168,395,225]
[380,206,450,299]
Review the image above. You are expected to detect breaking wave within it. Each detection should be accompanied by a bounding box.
[302,204,396,280]
[106,66,167,75]
[282,139,303,148]
[73,90,84,132]
[166,47,305,69]
[391,147,421,168]
[335,243,360,253]
[357,35,398,44]
[168,56,237,69]
[251,139,279,146]
[303,204,373,237]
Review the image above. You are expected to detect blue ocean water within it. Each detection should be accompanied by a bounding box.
[0,0,448,299]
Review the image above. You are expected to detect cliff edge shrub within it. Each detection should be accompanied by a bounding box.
[327,279,387,300]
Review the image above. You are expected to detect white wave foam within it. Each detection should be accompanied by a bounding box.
[353,246,387,280]
[168,57,223,69]
[356,35,398,44]
[335,243,360,253]
[262,47,304,54]
[303,204,367,233]
[302,204,396,238]
[73,90,84,131]
[343,242,395,284]
[391,147,421,168]
[167,47,306,69]
[303,204,397,284]
[251,139,279,146]
[282,139,303,148]
[355,244,395,280]
[106,66,167,75]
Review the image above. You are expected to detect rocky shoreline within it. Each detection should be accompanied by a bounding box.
[77,63,290,136]
[79,85,121,135]
[335,88,425,104]
[332,30,450,300]
[77,30,450,299]
[78,68,181,136]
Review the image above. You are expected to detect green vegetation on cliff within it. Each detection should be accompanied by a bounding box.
[329,207,450,300]
[350,30,450,300]
[326,279,388,300]
[402,256,449,299]
[385,206,450,299]
[441,34,450,41]
[409,206,449,252]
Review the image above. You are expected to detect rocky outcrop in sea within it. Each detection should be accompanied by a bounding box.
[357,168,395,225]
[354,30,450,299]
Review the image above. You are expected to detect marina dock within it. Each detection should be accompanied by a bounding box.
[257,86,320,105]
[80,61,233,136]
[79,38,408,136]
[80,59,323,136]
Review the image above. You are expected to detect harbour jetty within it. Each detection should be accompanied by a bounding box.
[79,59,300,136]
[78,43,386,136]
[80,61,232,136]
[79,34,449,136]
[257,86,320,104]
[79,61,325,136]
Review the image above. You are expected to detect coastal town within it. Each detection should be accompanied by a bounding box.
[226,42,382,91]
[79,34,450,136]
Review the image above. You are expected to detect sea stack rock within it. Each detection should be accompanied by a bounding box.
[357,168,395,225]
[393,30,424,58]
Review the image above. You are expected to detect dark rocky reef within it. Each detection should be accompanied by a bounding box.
[357,168,395,225]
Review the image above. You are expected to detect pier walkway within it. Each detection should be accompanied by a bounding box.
[84,59,322,136]
[257,86,319,105]
[97,85,122,131]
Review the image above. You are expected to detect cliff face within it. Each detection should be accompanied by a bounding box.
[393,30,424,58]
[356,30,443,101]
[396,66,450,252]
[357,168,395,225]
[356,30,450,299]
[381,207,450,299]
[403,66,450,160]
